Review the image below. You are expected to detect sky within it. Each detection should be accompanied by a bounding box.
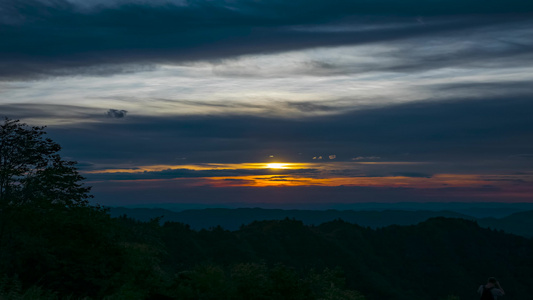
[1,0,533,207]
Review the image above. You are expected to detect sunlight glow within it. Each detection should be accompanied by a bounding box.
[266,163,288,169]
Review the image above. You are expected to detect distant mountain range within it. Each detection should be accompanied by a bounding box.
[114,201,533,218]
[107,206,533,238]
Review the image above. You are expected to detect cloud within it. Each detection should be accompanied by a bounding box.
[352,156,381,161]
[211,25,533,78]
[390,172,432,178]
[35,93,532,178]
[153,99,343,115]
[1,0,532,80]
[435,81,533,99]
[84,167,319,181]
[284,102,339,113]
[106,109,128,118]
[0,103,105,124]
[220,178,256,185]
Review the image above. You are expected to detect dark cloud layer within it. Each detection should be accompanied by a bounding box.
[1,0,532,79]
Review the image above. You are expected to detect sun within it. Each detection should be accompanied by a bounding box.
[266,163,287,169]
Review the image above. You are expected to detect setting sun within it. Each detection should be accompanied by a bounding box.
[266,163,287,169]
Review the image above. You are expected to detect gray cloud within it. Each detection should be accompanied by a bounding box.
[352,156,381,161]
[435,81,533,98]
[284,102,339,113]
[211,24,533,78]
[1,0,532,80]
[390,172,432,178]
[0,103,104,122]
[106,109,128,118]
[104,97,346,116]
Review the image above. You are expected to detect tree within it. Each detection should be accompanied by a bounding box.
[0,118,125,298]
[0,117,91,209]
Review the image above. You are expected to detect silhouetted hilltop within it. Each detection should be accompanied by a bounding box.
[107,207,470,229]
[477,210,533,238]
[107,207,533,237]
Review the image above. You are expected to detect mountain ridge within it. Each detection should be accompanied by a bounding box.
[106,206,533,238]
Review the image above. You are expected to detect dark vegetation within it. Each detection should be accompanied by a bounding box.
[1,118,532,299]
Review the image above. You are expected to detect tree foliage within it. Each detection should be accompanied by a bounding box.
[0,118,91,209]
[0,118,119,299]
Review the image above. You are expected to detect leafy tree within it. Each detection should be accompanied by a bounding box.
[0,118,91,209]
[0,118,123,298]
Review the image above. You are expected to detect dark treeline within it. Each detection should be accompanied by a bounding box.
[152,216,533,300]
[2,210,533,299]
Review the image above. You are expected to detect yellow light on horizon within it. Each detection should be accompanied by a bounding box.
[266,163,287,169]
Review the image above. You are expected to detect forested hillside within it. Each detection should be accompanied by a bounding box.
[155,217,533,300]
[3,209,533,299]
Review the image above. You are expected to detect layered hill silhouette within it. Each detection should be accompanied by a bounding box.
[108,207,533,238]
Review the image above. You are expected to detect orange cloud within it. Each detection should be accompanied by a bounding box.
[198,174,498,188]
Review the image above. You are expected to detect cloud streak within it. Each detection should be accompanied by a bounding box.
[1,0,532,79]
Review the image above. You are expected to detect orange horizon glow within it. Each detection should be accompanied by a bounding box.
[84,161,428,174]
[200,174,495,188]
[83,162,533,197]
[84,173,533,199]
